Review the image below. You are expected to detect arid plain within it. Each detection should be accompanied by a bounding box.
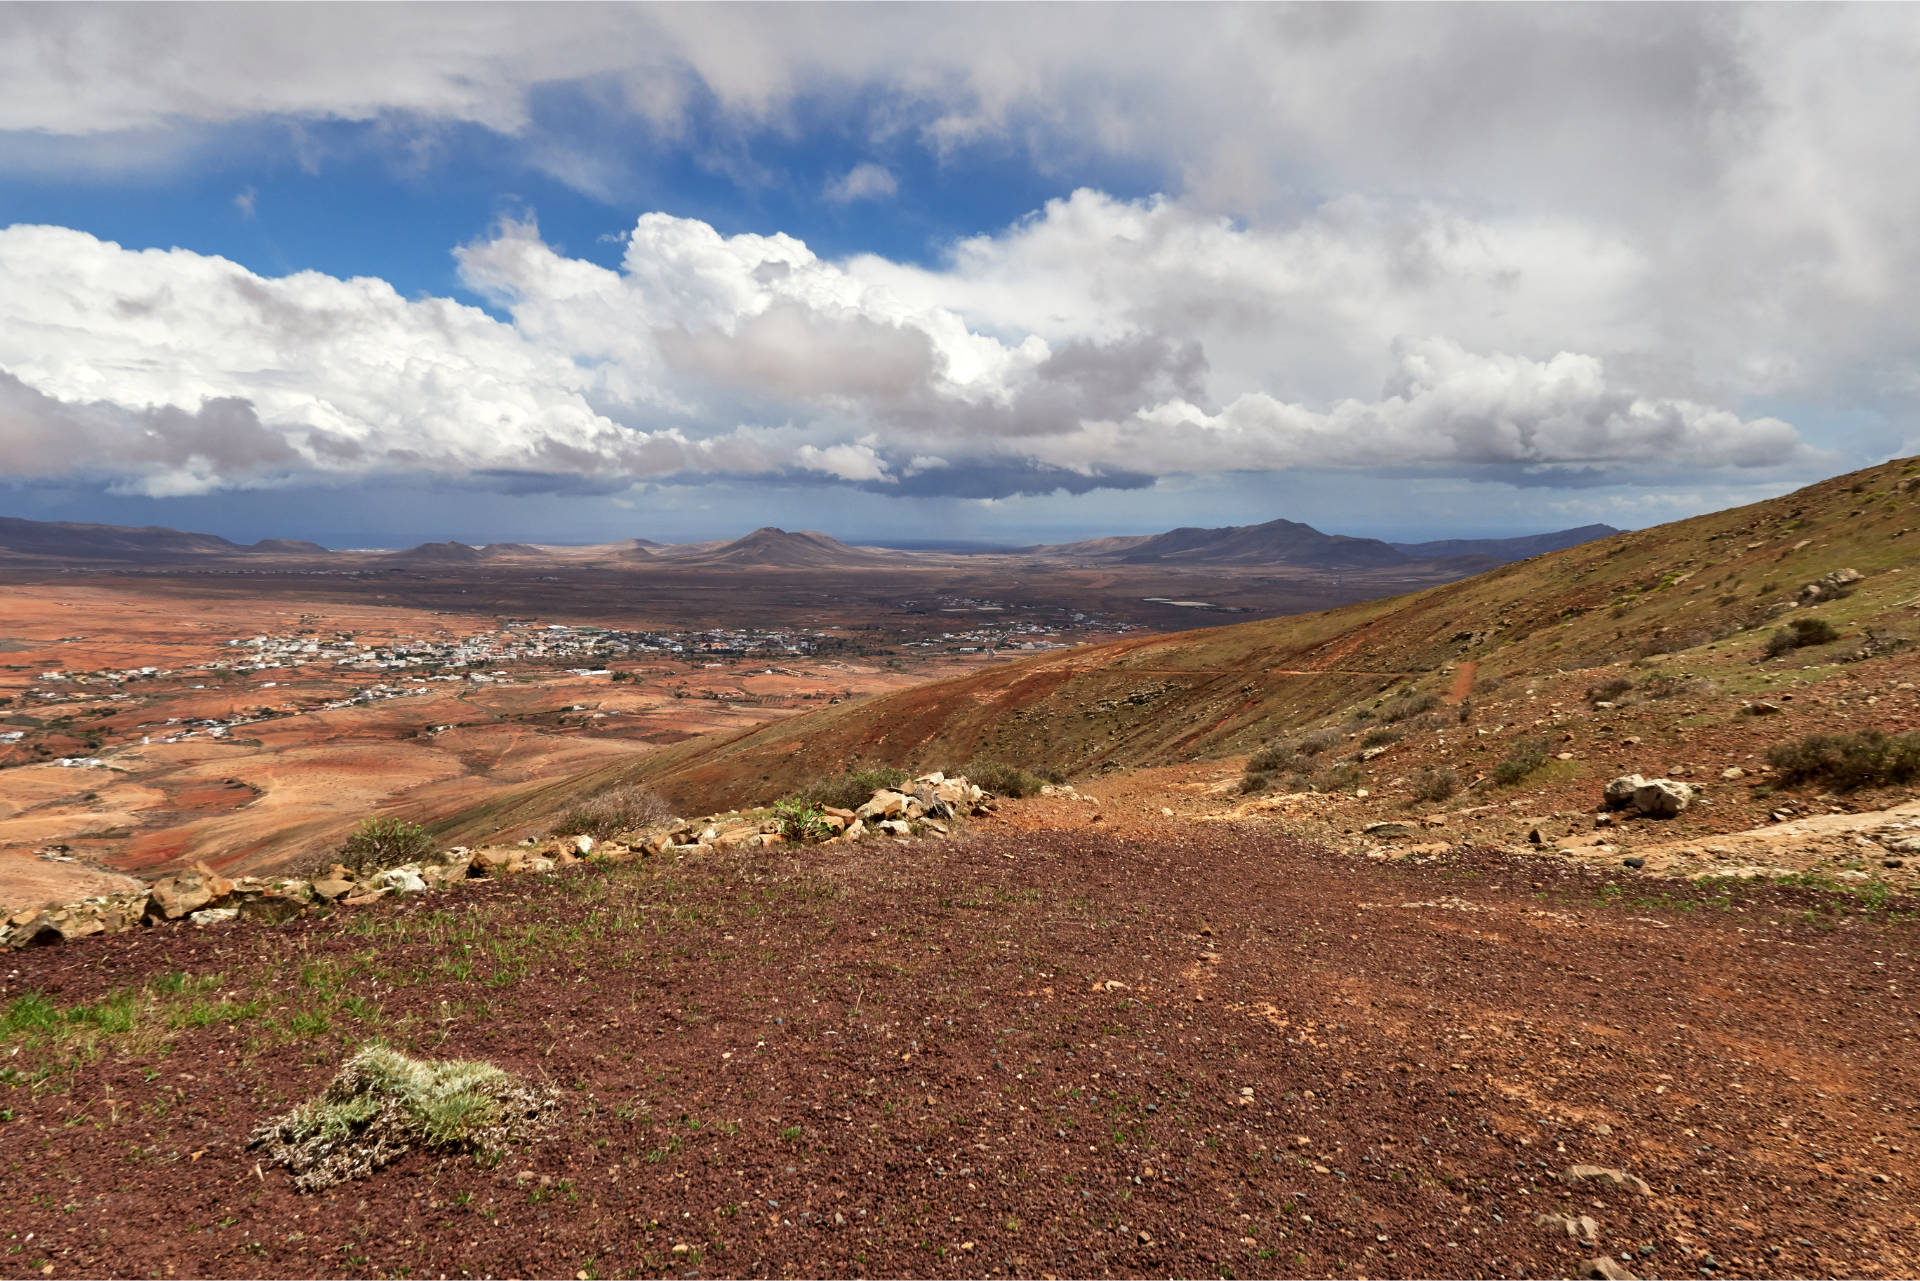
[0,540,1476,911]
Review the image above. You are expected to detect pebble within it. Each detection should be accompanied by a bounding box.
[1623,856,1646,870]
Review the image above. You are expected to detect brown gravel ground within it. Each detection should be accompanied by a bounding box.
[1,825,1916,1280]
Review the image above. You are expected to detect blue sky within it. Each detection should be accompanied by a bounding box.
[1,4,1914,548]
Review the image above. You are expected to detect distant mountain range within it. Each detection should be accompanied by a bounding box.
[1389,524,1622,561]
[0,512,1620,571]
[0,516,328,561]
[1028,518,1620,569]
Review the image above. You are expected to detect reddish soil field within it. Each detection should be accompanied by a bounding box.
[2,820,1913,1279]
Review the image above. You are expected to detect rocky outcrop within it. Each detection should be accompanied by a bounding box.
[1,772,1000,952]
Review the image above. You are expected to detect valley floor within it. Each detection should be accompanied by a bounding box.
[2,810,1913,1279]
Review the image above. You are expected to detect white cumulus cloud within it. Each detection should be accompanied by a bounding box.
[0,198,1807,500]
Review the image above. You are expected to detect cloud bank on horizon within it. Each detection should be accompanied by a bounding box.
[0,2,1915,518]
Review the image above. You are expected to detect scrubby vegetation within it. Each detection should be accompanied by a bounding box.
[1586,676,1634,705]
[964,760,1046,798]
[1377,690,1441,724]
[249,1044,556,1191]
[788,767,910,812]
[1766,729,1920,790]
[773,799,835,844]
[1409,766,1462,803]
[1492,736,1551,786]
[1239,772,1269,795]
[340,818,434,875]
[549,784,674,842]
[1765,616,1841,658]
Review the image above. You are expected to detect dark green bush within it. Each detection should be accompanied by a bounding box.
[773,800,835,844]
[341,817,434,874]
[1766,730,1920,790]
[1765,616,1840,657]
[789,767,911,811]
[550,784,674,841]
[964,760,1045,799]
[1491,736,1551,786]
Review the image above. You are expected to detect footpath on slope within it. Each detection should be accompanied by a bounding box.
[0,791,1913,1281]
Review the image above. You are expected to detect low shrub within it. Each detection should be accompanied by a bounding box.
[1765,616,1840,657]
[1408,767,1462,803]
[549,784,674,841]
[1310,763,1363,793]
[773,799,835,844]
[789,767,910,812]
[1248,744,1307,774]
[1639,673,1718,701]
[1298,726,1346,755]
[1379,691,1441,724]
[1360,726,1402,749]
[964,760,1045,799]
[1491,736,1551,786]
[1766,730,1920,790]
[1585,676,1634,705]
[1239,772,1269,795]
[250,1044,557,1192]
[340,817,434,875]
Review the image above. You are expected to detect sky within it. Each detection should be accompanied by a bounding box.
[1,3,1917,549]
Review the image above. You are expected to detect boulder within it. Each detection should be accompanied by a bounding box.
[187,906,239,926]
[146,868,234,921]
[1603,774,1648,810]
[876,818,913,837]
[856,790,910,820]
[1799,568,1864,602]
[470,847,526,877]
[374,866,429,894]
[571,835,595,857]
[2,913,60,948]
[843,818,867,841]
[1583,1258,1638,1281]
[1536,1212,1601,1240]
[1631,778,1693,818]
[311,866,357,900]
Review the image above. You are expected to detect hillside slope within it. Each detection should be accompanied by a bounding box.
[458,455,1920,822]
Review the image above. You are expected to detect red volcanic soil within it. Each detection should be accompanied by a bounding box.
[1,820,1913,1279]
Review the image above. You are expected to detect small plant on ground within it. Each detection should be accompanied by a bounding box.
[1239,772,1269,795]
[1247,744,1306,774]
[550,784,674,842]
[964,760,1045,798]
[1492,736,1550,786]
[1298,726,1346,755]
[1360,726,1402,748]
[1585,676,1633,706]
[789,767,910,812]
[340,818,434,875]
[250,1044,558,1191]
[1765,616,1840,658]
[1767,729,1920,790]
[1408,767,1461,804]
[773,799,835,844]
[1310,763,1363,793]
[1378,691,1440,724]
